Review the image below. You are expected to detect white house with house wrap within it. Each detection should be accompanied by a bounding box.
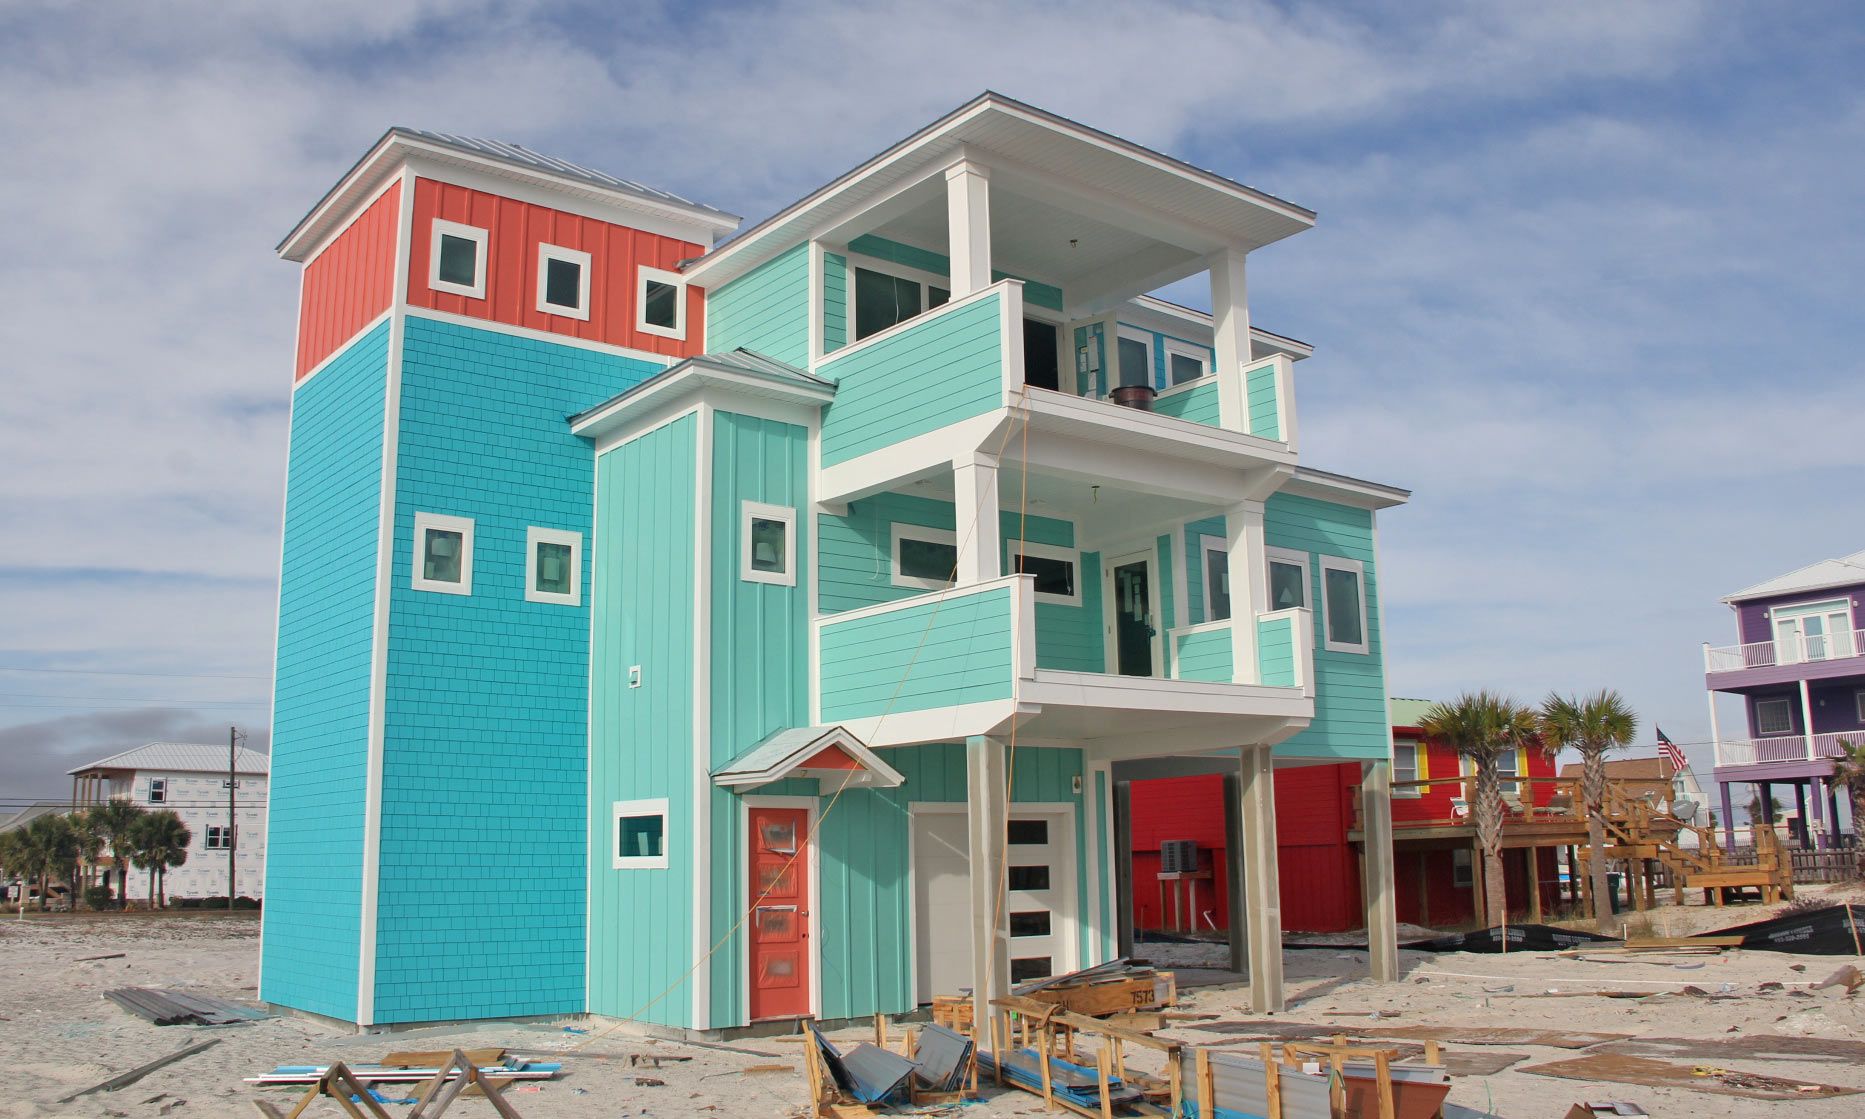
[70,742,269,900]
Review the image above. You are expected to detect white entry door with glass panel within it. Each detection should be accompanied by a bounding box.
[911,806,1076,1002]
[1772,600,1855,664]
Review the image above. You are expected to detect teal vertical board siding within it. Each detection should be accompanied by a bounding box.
[1154,381,1221,426]
[1174,629,1233,682]
[1266,493,1387,760]
[847,234,1065,311]
[820,294,1003,467]
[1247,364,1281,440]
[707,411,810,1026]
[822,251,848,354]
[589,417,698,1025]
[816,493,1102,670]
[262,322,388,1023]
[1256,615,1296,686]
[819,588,1015,719]
[1182,516,1226,625]
[810,743,1085,1019]
[706,243,810,367]
[373,317,665,1023]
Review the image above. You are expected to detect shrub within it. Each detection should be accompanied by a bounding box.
[84,886,116,911]
[174,897,200,909]
[232,895,261,910]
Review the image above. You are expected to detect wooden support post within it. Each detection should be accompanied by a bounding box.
[1528,846,1542,924]
[1236,744,1285,1011]
[1374,1050,1396,1119]
[1360,760,1400,981]
[1095,1045,1115,1119]
[1196,1048,1216,1117]
[992,1014,1006,1087]
[1260,1043,1282,1119]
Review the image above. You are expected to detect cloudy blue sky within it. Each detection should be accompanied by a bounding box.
[1,1,1861,798]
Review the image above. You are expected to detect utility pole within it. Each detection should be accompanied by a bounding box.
[227,725,241,910]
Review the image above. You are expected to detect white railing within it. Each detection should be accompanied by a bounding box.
[1715,731,1863,766]
[1703,629,1864,672]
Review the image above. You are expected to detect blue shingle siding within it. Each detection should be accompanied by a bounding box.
[372,315,665,1023]
[261,323,388,1022]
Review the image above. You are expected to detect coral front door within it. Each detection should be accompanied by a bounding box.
[748,805,810,1020]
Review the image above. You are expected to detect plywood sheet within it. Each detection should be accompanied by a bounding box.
[1593,1035,1865,1065]
[1521,1053,1860,1100]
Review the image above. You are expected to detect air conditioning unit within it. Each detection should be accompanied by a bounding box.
[1160,839,1199,874]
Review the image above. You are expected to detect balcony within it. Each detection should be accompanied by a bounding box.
[1713,732,1857,769]
[1703,629,1865,689]
[815,575,1312,757]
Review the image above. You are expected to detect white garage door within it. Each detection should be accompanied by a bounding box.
[912,807,1074,1003]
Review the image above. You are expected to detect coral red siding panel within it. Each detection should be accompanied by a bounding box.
[406,178,706,358]
[295,180,400,380]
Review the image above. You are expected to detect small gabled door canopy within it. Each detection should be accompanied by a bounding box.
[712,726,905,791]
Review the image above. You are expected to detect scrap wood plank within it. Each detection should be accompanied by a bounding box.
[1521,1053,1861,1100]
[381,1049,505,1068]
[1624,935,1743,949]
[1358,1026,1633,1049]
[58,1038,220,1103]
[1594,1035,1865,1064]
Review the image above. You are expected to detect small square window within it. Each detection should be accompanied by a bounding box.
[1009,541,1080,605]
[148,778,166,804]
[1319,555,1368,654]
[412,512,474,595]
[637,267,686,339]
[1007,819,1049,845]
[1165,340,1208,385]
[1009,911,1052,938]
[1007,865,1051,891]
[892,524,957,590]
[613,798,669,869]
[525,527,582,606]
[536,244,591,320]
[742,502,796,586]
[1267,547,1310,612]
[205,825,231,850]
[1755,697,1794,736]
[1010,956,1053,982]
[428,220,487,299]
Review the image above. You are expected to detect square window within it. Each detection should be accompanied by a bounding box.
[148,779,166,804]
[428,220,487,299]
[1009,911,1052,938]
[413,513,474,595]
[535,244,591,320]
[1755,697,1794,736]
[1266,547,1310,612]
[525,527,582,606]
[1319,556,1368,653]
[892,524,958,590]
[1009,541,1079,605]
[853,266,924,340]
[741,502,796,586]
[1011,956,1053,982]
[613,798,669,869]
[637,267,686,338]
[1007,819,1048,845]
[1165,341,1208,385]
[1007,865,1051,891]
[205,825,231,850]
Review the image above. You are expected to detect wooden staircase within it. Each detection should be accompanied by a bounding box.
[1574,783,1792,912]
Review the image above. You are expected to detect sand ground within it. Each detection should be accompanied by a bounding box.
[2,886,1861,1118]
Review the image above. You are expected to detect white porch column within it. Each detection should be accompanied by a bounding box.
[1360,761,1400,981]
[1236,745,1284,1012]
[1225,500,1267,683]
[945,160,992,298]
[1799,679,1816,760]
[966,735,1011,1032]
[1705,687,1723,765]
[1209,248,1250,431]
[954,453,1002,584]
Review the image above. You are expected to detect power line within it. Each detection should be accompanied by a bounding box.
[0,691,265,704]
[0,667,266,681]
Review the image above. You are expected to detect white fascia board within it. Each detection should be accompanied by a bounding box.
[574,368,830,449]
[1021,670,1313,719]
[836,699,1024,750]
[1278,467,1411,510]
[816,413,1007,506]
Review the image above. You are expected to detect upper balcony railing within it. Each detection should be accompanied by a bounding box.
[1703,629,1865,674]
[1713,732,1858,768]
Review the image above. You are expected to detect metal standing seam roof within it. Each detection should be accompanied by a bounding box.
[567,349,833,429]
[1388,698,1438,728]
[68,742,269,777]
[1723,549,1865,603]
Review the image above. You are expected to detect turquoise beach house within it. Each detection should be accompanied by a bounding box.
[260,94,1408,1033]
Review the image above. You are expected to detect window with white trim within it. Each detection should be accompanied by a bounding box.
[1164,339,1209,386]
[1856,689,1865,723]
[1451,848,1473,889]
[1114,326,1153,390]
[612,798,669,869]
[429,219,487,299]
[1199,535,1230,621]
[536,243,591,319]
[1498,749,1522,800]
[1319,555,1368,653]
[1392,741,1421,797]
[412,512,474,595]
[851,261,949,341]
[1009,540,1080,605]
[205,825,231,850]
[147,778,166,804]
[892,523,958,590]
[1266,546,1310,612]
[636,266,686,339]
[1755,696,1794,736]
[526,527,582,606]
[741,502,796,586]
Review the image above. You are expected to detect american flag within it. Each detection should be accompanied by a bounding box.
[1657,727,1687,773]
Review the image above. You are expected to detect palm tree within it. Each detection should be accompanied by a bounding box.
[13,814,79,911]
[0,829,28,908]
[1420,691,1541,926]
[128,811,190,909]
[1541,690,1638,933]
[88,798,145,908]
[1828,738,1865,876]
[70,809,107,907]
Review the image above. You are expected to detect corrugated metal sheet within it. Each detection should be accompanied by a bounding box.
[70,744,268,777]
[105,987,269,1025]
